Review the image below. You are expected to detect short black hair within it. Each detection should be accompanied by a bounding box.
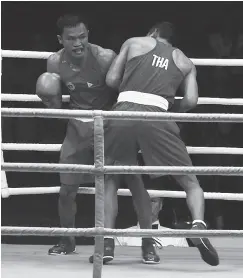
[56,14,88,35]
[148,22,175,43]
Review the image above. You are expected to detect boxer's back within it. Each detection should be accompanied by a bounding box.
[120,38,184,107]
[59,45,116,110]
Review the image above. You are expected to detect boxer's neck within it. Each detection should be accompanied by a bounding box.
[65,48,89,68]
[156,37,171,46]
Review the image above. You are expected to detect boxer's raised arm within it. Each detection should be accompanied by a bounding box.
[36,53,62,108]
[105,39,132,89]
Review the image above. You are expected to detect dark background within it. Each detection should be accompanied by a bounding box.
[1,1,243,245]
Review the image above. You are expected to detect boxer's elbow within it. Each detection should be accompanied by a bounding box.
[181,94,198,112]
[191,97,198,109]
[186,94,198,109]
[106,73,121,89]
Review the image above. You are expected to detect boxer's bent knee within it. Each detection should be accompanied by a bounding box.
[59,184,80,201]
[105,175,120,190]
[174,174,201,192]
[125,174,143,184]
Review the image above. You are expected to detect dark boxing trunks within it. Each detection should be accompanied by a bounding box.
[60,119,94,185]
[104,102,197,184]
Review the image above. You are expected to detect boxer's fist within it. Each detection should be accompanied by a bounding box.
[36,72,62,108]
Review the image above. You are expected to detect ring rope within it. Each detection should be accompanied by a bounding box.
[2,143,243,155]
[2,163,243,175]
[2,50,243,66]
[2,108,243,122]
[1,226,243,237]
[3,187,243,201]
[2,94,243,106]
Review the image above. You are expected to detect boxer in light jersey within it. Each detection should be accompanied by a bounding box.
[36,14,155,259]
[98,22,219,266]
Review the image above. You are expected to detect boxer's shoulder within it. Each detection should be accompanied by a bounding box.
[90,43,116,69]
[120,37,139,47]
[47,50,62,74]
[172,48,195,76]
[121,37,151,50]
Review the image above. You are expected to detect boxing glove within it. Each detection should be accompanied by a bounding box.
[36,72,62,108]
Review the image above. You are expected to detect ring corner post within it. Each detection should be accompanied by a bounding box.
[93,114,105,278]
[1,132,10,198]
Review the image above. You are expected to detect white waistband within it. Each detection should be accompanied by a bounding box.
[117,91,169,111]
[73,118,93,122]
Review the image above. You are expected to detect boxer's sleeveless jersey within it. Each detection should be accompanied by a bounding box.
[59,45,116,110]
[120,41,184,107]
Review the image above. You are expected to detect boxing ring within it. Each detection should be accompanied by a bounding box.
[1,50,243,278]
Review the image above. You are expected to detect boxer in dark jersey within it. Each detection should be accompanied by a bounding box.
[99,22,219,266]
[36,14,155,259]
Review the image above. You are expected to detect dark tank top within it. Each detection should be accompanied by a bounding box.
[59,46,116,110]
[119,41,184,107]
